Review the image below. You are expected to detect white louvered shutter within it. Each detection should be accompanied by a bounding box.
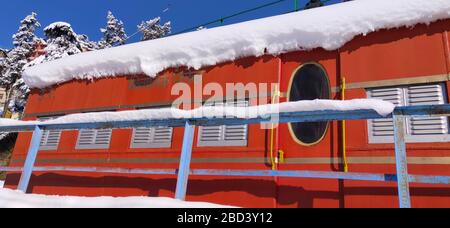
[367,88,404,143]
[198,100,248,147]
[368,83,450,143]
[198,102,223,147]
[76,128,112,149]
[131,126,173,148]
[198,125,223,146]
[407,84,449,137]
[39,117,61,151]
[224,101,248,146]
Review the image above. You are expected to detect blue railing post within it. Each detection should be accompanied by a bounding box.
[17,125,43,192]
[175,121,195,200]
[393,114,411,208]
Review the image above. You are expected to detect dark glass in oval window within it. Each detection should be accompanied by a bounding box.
[289,63,331,144]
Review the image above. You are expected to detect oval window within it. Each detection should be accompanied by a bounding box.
[288,63,331,145]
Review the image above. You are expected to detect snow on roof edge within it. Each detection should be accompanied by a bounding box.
[23,0,450,89]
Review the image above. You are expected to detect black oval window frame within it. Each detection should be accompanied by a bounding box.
[287,62,331,146]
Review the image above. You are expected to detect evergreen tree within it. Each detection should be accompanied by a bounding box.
[41,22,82,63]
[9,21,97,113]
[99,11,127,48]
[0,12,40,88]
[137,17,171,41]
[0,49,7,76]
[77,34,99,52]
[0,12,41,113]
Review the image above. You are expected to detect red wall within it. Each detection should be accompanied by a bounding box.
[5,19,450,208]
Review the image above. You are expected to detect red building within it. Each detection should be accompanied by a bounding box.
[4,1,450,207]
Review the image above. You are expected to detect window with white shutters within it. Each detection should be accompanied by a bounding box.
[130,127,173,149]
[367,83,450,143]
[406,84,449,141]
[130,106,174,149]
[197,100,248,147]
[39,117,61,151]
[76,128,112,150]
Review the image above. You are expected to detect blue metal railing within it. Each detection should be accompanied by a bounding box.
[1,104,450,208]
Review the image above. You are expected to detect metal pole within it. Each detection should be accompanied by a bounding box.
[393,114,411,208]
[294,0,299,11]
[17,125,43,192]
[175,121,195,200]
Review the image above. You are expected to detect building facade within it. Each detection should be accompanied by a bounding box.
[4,3,450,208]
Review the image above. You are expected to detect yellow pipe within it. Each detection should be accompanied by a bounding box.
[270,85,281,170]
[270,123,276,170]
[341,77,349,172]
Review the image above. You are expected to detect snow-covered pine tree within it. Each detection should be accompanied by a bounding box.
[137,17,171,41]
[17,22,95,112]
[0,12,41,113]
[0,49,7,75]
[29,22,98,65]
[0,13,40,140]
[40,22,82,63]
[77,34,99,52]
[99,11,127,48]
[0,12,40,88]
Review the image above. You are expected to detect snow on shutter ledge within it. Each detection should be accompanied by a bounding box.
[367,88,403,143]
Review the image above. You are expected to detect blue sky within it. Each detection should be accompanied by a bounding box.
[0,0,341,48]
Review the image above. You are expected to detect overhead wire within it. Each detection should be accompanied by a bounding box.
[171,0,336,36]
[126,0,340,41]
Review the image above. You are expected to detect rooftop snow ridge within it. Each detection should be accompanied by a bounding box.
[23,0,450,89]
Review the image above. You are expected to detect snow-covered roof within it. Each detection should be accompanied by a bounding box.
[23,0,450,89]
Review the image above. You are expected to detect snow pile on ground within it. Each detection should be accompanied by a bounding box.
[0,181,4,188]
[0,99,395,128]
[0,188,233,208]
[23,0,450,89]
